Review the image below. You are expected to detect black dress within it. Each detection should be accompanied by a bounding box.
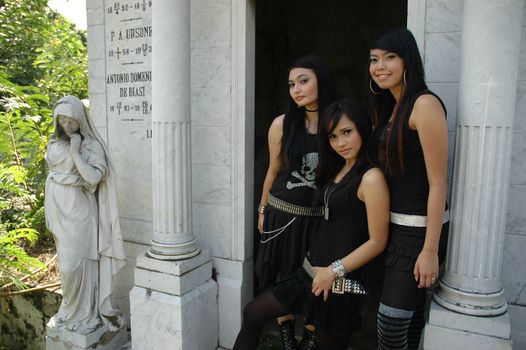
[380,91,449,272]
[255,134,322,292]
[270,166,372,337]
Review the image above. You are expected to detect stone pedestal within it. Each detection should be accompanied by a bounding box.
[130,251,218,349]
[46,324,128,350]
[424,302,512,350]
[423,0,524,348]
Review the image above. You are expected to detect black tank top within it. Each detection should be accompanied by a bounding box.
[379,91,447,215]
[307,166,372,279]
[269,133,319,206]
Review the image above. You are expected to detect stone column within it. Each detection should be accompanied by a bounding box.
[129,1,218,349]
[147,0,198,260]
[424,1,524,349]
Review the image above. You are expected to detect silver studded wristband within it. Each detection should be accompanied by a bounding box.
[331,259,345,278]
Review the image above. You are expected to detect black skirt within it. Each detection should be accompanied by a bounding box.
[271,268,363,337]
[385,222,449,272]
[255,206,321,292]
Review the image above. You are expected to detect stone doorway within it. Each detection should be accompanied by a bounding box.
[253,1,408,286]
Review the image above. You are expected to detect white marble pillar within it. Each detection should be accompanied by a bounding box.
[148,0,199,260]
[424,1,524,349]
[129,1,218,349]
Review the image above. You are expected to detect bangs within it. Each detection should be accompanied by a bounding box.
[369,28,407,57]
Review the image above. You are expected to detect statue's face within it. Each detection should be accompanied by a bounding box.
[57,115,80,136]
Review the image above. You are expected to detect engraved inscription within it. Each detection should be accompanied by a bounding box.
[105,0,152,125]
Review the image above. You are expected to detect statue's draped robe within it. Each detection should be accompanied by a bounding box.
[45,136,124,333]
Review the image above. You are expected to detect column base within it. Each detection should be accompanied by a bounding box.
[134,250,212,295]
[148,237,200,260]
[434,280,507,316]
[423,300,513,350]
[129,280,218,350]
[129,251,218,349]
[46,324,128,350]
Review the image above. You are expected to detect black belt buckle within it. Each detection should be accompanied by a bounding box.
[331,277,345,294]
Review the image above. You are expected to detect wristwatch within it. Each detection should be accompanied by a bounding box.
[331,259,345,278]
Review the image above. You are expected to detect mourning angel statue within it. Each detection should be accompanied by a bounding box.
[45,95,126,334]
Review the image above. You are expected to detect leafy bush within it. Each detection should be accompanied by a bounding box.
[0,0,88,290]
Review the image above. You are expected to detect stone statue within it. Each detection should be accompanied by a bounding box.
[45,95,126,335]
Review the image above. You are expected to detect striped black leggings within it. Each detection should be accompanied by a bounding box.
[377,267,427,350]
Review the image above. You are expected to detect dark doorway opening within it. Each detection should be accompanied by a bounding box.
[253,1,407,346]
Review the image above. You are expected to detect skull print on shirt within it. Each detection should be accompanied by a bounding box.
[286,152,318,190]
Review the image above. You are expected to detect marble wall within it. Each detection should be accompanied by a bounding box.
[87,1,254,348]
[420,0,526,348]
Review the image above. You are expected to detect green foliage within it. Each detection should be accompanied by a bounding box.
[0,162,47,289]
[34,12,88,101]
[0,0,50,86]
[0,228,47,289]
[0,73,52,233]
[0,0,88,289]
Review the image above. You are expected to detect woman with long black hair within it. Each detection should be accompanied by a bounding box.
[254,55,336,349]
[236,97,390,350]
[368,28,450,350]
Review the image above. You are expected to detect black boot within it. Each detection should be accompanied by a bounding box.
[278,320,298,350]
[298,327,317,350]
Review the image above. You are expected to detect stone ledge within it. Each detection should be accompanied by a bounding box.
[136,249,210,276]
[46,325,128,350]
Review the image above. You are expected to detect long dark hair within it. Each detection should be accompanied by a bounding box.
[368,27,427,173]
[280,55,336,167]
[316,97,373,192]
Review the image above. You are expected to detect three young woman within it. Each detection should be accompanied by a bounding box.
[237,98,390,350]
[369,28,449,349]
[254,55,336,348]
[248,26,449,350]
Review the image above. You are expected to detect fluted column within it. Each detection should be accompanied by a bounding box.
[148,0,199,260]
[434,0,524,316]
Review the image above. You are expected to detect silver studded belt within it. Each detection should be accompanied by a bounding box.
[268,194,324,217]
[302,258,367,295]
[390,210,450,228]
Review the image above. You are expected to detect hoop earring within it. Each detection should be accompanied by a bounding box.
[369,79,382,95]
[403,70,407,86]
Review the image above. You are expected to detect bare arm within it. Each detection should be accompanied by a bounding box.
[409,94,448,288]
[258,115,284,233]
[69,134,104,186]
[312,167,390,301]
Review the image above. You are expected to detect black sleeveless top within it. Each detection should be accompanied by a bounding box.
[269,133,319,206]
[307,165,372,279]
[379,91,447,215]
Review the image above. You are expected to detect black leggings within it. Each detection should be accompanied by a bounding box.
[233,290,348,350]
[377,267,427,350]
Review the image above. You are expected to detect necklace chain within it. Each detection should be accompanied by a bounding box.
[323,184,338,221]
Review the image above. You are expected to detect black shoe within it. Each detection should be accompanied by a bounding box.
[298,327,317,350]
[278,320,298,350]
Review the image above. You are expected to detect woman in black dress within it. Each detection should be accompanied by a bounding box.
[255,55,336,348]
[236,97,390,350]
[368,28,449,349]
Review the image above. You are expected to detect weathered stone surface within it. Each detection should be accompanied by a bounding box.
[0,291,60,350]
